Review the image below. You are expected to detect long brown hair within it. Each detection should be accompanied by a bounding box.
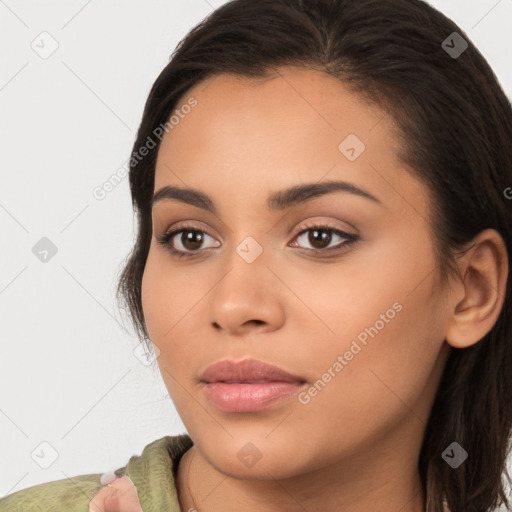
[115,1,512,510]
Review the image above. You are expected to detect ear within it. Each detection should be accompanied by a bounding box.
[445,228,509,349]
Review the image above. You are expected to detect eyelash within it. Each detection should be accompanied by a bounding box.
[156,222,358,259]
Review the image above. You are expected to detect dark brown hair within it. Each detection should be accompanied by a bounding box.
[115,1,512,510]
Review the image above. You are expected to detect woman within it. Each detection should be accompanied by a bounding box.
[1,0,511,511]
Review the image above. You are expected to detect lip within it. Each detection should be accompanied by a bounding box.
[200,358,307,413]
[200,358,306,383]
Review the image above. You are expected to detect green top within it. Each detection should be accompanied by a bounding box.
[0,433,194,512]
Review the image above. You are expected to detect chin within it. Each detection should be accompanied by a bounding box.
[200,439,308,481]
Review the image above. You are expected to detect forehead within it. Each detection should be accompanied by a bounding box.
[153,66,428,220]
[167,67,388,146]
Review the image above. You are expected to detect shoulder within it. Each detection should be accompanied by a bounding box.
[0,473,103,512]
[115,433,193,510]
[0,434,193,512]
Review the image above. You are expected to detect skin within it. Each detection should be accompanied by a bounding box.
[139,66,508,511]
[89,476,141,512]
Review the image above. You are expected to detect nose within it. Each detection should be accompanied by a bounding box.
[207,249,286,336]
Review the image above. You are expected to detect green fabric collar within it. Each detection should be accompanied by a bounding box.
[114,433,194,511]
[0,433,194,512]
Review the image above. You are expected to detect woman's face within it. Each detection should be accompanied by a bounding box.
[141,67,453,480]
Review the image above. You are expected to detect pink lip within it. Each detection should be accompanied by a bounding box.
[200,358,307,413]
[200,358,306,383]
[203,381,305,412]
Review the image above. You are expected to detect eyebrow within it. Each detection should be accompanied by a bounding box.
[151,180,383,214]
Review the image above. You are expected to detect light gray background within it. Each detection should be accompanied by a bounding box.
[1,0,511,504]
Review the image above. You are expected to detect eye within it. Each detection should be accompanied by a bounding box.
[156,222,358,259]
[156,225,220,258]
[290,223,358,254]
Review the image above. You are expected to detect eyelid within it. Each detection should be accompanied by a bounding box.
[293,219,356,237]
[159,218,355,242]
[162,222,219,246]
[290,221,358,252]
[161,220,219,239]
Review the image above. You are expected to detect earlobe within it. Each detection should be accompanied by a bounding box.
[445,228,508,350]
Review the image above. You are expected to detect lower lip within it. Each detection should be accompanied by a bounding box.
[203,381,305,412]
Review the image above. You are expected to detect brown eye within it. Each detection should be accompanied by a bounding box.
[157,226,221,258]
[304,228,333,249]
[169,229,219,252]
[291,224,358,254]
[176,230,206,251]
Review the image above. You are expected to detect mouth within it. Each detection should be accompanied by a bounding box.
[202,380,306,413]
[200,357,306,383]
[199,358,307,413]
[215,379,291,383]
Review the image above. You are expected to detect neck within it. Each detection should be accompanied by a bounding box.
[176,435,426,512]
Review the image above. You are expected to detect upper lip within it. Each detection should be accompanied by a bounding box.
[200,358,306,383]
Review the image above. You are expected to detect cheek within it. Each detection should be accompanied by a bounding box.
[141,248,196,341]
[141,258,188,404]
[315,308,441,458]
[140,257,167,343]
[293,233,444,427]
[140,249,209,379]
